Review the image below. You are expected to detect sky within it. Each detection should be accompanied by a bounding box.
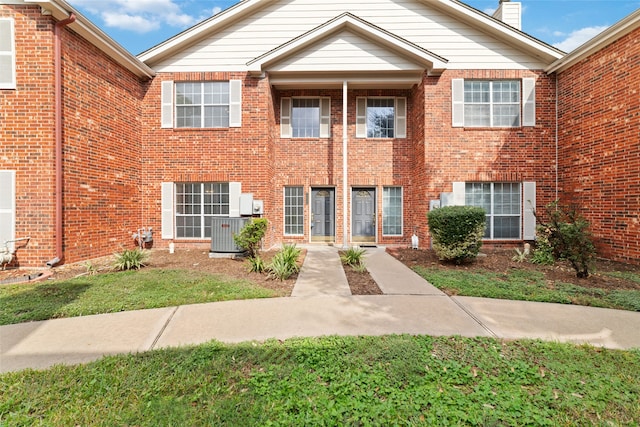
[66,0,640,55]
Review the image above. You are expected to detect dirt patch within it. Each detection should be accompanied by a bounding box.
[343,264,383,295]
[387,247,640,291]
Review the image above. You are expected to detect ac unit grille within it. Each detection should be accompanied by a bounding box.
[210,217,250,253]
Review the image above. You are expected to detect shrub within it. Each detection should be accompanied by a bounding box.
[531,226,555,265]
[233,218,268,258]
[536,202,596,278]
[267,244,301,281]
[340,246,366,268]
[113,248,148,271]
[247,256,266,273]
[427,205,486,264]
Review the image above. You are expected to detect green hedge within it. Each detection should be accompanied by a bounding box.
[427,205,486,263]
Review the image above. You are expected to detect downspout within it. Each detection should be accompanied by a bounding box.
[555,73,559,201]
[48,13,76,268]
[342,80,348,247]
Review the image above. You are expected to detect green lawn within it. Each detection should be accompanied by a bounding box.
[413,267,640,311]
[1,335,639,426]
[0,269,276,326]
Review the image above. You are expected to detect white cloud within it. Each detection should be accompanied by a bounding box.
[553,25,608,52]
[483,7,496,16]
[69,0,205,33]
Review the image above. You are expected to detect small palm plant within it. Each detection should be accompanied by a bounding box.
[113,248,149,271]
[340,246,366,271]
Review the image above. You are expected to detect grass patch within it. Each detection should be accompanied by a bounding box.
[0,269,276,325]
[413,267,640,311]
[1,335,639,425]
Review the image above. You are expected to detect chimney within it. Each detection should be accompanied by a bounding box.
[493,0,522,30]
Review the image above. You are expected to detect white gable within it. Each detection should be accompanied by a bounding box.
[144,0,562,72]
[268,30,424,72]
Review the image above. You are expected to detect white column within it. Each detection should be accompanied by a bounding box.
[342,80,348,247]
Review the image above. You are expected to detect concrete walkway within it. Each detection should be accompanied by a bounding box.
[2,246,640,373]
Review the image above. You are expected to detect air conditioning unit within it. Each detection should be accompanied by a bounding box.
[210,217,250,255]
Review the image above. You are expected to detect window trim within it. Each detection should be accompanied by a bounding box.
[464,80,521,128]
[465,182,522,240]
[281,97,330,138]
[175,81,230,129]
[0,18,16,90]
[283,186,305,236]
[356,96,407,139]
[174,182,230,239]
[382,186,403,236]
[452,78,536,128]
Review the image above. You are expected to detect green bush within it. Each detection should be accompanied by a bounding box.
[267,244,301,281]
[531,226,555,265]
[427,205,486,264]
[537,202,596,278]
[247,255,266,273]
[113,248,149,271]
[340,246,366,268]
[233,218,268,258]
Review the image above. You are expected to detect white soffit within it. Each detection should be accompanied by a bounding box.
[247,13,448,76]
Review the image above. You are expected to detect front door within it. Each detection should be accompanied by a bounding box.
[311,188,335,242]
[352,188,376,243]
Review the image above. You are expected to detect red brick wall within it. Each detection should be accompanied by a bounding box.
[141,70,557,249]
[557,28,640,264]
[0,5,145,267]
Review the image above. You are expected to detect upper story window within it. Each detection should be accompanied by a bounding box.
[356,97,407,138]
[176,82,229,128]
[161,80,242,129]
[0,18,16,90]
[464,81,520,127]
[452,78,536,128]
[281,97,330,138]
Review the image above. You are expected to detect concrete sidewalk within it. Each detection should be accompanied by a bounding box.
[2,246,640,373]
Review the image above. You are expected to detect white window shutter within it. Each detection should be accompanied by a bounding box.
[0,171,16,252]
[0,19,15,89]
[161,80,174,128]
[395,97,407,138]
[522,78,536,127]
[280,98,292,138]
[229,182,242,217]
[451,79,464,127]
[229,79,242,127]
[161,182,174,239]
[356,97,367,138]
[452,182,466,206]
[320,97,331,138]
[523,181,537,240]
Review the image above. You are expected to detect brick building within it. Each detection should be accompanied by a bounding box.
[1,0,638,268]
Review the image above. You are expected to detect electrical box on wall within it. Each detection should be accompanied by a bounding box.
[239,193,254,216]
[252,200,264,215]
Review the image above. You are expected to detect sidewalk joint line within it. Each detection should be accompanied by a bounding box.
[150,306,179,350]
[449,297,499,338]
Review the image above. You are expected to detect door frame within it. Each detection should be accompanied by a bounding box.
[310,187,336,243]
[351,187,377,244]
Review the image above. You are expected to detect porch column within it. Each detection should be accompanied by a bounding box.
[342,80,348,247]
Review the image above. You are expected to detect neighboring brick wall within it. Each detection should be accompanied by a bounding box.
[557,28,640,264]
[0,5,145,267]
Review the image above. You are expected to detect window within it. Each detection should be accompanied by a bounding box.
[464,81,520,127]
[284,187,304,235]
[281,97,330,138]
[356,97,406,138]
[175,183,229,238]
[367,98,395,138]
[452,78,535,128]
[383,187,403,236]
[465,183,521,239]
[175,82,229,128]
[0,19,15,89]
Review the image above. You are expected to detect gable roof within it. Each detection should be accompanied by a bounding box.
[139,0,563,66]
[546,8,640,73]
[246,13,448,76]
[23,0,154,78]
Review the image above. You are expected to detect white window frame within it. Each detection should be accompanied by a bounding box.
[356,97,406,138]
[464,80,520,128]
[175,82,230,128]
[284,186,304,236]
[382,186,403,236]
[281,97,330,138]
[465,182,522,240]
[0,18,16,90]
[175,182,230,239]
